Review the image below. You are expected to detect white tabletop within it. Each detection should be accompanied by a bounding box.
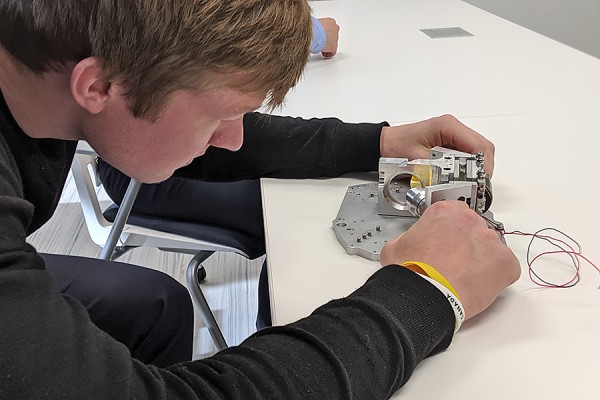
[262,111,600,399]
[262,1,600,398]
[281,0,600,123]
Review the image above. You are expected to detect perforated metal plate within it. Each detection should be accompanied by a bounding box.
[332,183,417,261]
[332,182,501,262]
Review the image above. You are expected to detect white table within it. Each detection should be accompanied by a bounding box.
[284,0,600,123]
[263,111,600,399]
[263,1,600,398]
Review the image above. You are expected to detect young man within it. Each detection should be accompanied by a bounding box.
[95,15,340,330]
[0,1,520,399]
[94,16,342,274]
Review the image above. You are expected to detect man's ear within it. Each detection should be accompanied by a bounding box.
[70,57,111,114]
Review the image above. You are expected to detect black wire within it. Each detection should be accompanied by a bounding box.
[518,227,581,288]
[485,216,583,288]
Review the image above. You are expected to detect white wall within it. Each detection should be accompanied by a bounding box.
[463,0,600,59]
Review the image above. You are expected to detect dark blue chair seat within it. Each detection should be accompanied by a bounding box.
[103,205,265,260]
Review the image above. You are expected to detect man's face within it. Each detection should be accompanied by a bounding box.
[82,87,264,183]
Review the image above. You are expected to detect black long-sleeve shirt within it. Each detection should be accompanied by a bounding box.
[0,92,455,399]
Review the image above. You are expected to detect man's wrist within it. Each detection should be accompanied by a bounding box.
[380,126,390,156]
[380,125,398,157]
[401,261,460,300]
[400,261,465,333]
[310,16,326,54]
[414,273,465,333]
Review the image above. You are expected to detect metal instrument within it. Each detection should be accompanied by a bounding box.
[332,147,499,261]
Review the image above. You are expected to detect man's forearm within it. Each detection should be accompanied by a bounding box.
[162,266,455,399]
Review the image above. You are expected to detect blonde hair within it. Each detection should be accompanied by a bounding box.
[0,0,312,119]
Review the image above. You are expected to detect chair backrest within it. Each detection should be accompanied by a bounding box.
[70,145,113,247]
[70,143,249,257]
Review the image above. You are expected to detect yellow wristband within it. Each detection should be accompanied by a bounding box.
[414,274,465,332]
[401,261,461,301]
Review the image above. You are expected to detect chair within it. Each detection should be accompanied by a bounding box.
[70,142,258,351]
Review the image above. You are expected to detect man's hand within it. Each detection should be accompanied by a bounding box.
[380,201,520,320]
[318,17,339,58]
[380,114,495,176]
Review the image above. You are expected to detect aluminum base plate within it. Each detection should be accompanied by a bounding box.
[332,182,500,261]
[332,183,417,261]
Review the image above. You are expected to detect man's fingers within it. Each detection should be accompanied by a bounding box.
[438,116,495,176]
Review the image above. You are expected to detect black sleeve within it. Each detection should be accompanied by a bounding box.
[162,266,455,399]
[173,112,389,181]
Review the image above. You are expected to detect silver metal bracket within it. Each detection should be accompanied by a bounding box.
[333,147,499,261]
[378,147,490,217]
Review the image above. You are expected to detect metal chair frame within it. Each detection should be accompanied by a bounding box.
[71,143,247,351]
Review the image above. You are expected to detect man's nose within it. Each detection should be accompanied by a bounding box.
[209,117,244,151]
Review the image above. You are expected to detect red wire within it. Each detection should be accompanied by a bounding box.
[527,250,581,287]
[502,230,599,288]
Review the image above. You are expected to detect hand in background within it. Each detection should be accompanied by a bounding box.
[317,17,340,58]
[380,114,496,176]
[380,200,520,320]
